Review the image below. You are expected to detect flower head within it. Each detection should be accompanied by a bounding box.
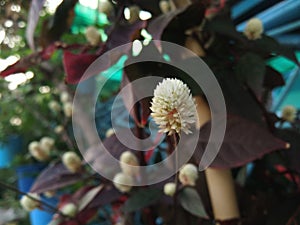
[113,173,134,193]
[163,182,176,196]
[244,18,264,40]
[61,203,77,217]
[62,151,82,173]
[28,141,50,161]
[98,0,114,16]
[126,5,140,24]
[54,125,64,134]
[60,91,70,103]
[63,102,73,117]
[151,78,196,135]
[20,193,40,211]
[159,0,174,14]
[40,136,55,152]
[119,151,139,176]
[282,105,297,122]
[85,26,102,46]
[48,100,61,113]
[179,163,198,186]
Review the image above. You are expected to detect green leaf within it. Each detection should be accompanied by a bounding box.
[123,188,163,213]
[177,187,208,218]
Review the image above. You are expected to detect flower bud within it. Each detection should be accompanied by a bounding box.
[28,141,50,161]
[282,105,297,122]
[119,151,139,176]
[244,18,263,40]
[163,182,176,197]
[98,0,114,16]
[105,128,115,138]
[54,125,64,134]
[179,163,198,186]
[20,193,40,211]
[62,151,82,173]
[63,102,73,117]
[60,91,70,103]
[126,5,140,24]
[48,100,61,113]
[61,203,77,217]
[159,0,175,14]
[113,173,133,193]
[40,136,55,152]
[85,26,102,46]
[44,190,56,198]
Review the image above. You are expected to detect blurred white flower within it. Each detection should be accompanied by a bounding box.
[98,0,114,16]
[28,141,50,161]
[44,190,56,198]
[159,0,175,14]
[113,173,133,193]
[54,125,64,134]
[40,136,55,152]
[105,128,114,138]
[60,91,70,103]
[48,100,61,113]
[85,26,102,46]
[62,151,82,173]
[20,193,40,211]
[61,203,77,217]
[63,102,73,117]
[163,182,176,196]
[151,78,196,135]
[244,18,263,40]
[179,163,198,186]
[282,105,297,122]
[119,151,139,176]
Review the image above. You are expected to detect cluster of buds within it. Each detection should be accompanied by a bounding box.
[62,151,82,173]
[20,193,41,211]
[281,105,297,123]
[48,91,73,118]
[85,26,102,46]
[113,151,139,193]
[179,163,199,186]
[28,137,55,161]
[244,18,264,40]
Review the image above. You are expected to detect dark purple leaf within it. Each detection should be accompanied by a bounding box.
[192,115,288,169]
[26,0,46,50]
[88,185,122,208]
[263,66,285,89]
[30,162,84,193]
[78,185,104,211]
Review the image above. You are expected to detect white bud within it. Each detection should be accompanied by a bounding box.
[105,128,115,138]
[85,26,102,46]
[62,151,82,173]
[40,136,55,152]
[28,141,50,161]
[54,125,64,134]
[159,0,175,14]
[20,193,40,211]
[98,0,114,16]
[48,100,61,113]
[60,91,70,103]
[44,190,56,198]
[61,203,77,217]
[63,102,73,117]
[179,163,198,186]
[244,18,264,40]
[113,173,133,193]
[282,105,297,122]
[163,182,176,196]
[119,151,139,176]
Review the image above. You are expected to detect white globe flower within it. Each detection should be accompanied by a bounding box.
[63,102,73,117]
[54,125,64,134]
[40,136,55,152]
[282,105,297,122]
[159,0,175,14]
[126,5,140,24]
[244,18,264,40]
[62,151,82,173]
[113,173,134,193]
[48,100,61,113]
[151,78,196,135]
[105,128,115,138]
[28,141,50,161]
[119,151,139,176]
[20,193,40,211]
[163,182,176,196]
[61,203,77,217]
[98,0,114,16]
[179,163,198,186]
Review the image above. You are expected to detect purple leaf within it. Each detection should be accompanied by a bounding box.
[26,0,46,50]
[78,185,104,212]
[192,115,288,169]
[30,162,84,193]
[88,185,122,208]
[263,66,285,89]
